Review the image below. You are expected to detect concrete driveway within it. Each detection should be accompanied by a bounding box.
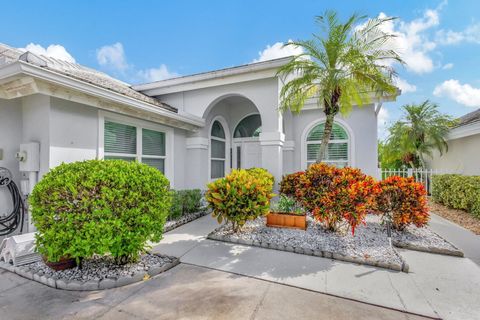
[0,264,427,320]
[152,214,480,320]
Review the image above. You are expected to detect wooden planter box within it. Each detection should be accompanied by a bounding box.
[266,212,307,230]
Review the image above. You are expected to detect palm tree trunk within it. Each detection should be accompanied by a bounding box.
[316,112,335,163]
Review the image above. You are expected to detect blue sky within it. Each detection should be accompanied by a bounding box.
[2,0,480,139]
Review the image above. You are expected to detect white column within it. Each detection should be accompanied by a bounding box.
[259,131,285,188]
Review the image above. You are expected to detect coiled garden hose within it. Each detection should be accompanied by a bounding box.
[0,167,25,236]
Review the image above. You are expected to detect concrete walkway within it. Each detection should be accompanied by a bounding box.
[0,264,427,319]
[152,214,480,320]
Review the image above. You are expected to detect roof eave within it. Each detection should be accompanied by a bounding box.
[132,56,293,94]
[0,61,204,130]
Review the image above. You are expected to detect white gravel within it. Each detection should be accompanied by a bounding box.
[26,254,176,282]
[210,214,463,270]
[211,216,405,268]
[392,223,463,256]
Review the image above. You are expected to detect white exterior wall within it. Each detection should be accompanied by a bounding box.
[0,98,23,214]
[284,104,378,177]
[49,98,99,168]
[427,134,480,175]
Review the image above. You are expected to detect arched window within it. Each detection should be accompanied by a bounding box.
[234,114,262,138]
[210,120,226,179]
[306,122,349,167]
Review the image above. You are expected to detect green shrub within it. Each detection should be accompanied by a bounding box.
[206,169,275,232]
[169,189,203,220]
[272,194,304,215]
[432,174,480,218]
[246,167,275,188]
[30,160,172,264]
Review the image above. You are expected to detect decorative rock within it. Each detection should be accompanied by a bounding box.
[56,279,68,290]
[99,278,117,290]
[116,275,136,287]
[66,280,84,291]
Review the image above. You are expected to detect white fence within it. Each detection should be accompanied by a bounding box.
[379,168,444,195]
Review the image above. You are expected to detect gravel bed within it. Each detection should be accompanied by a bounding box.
[392,225,463,256]
[28,254,176,282]
[209,216,409,272]
[164,210,209,232]
[2,253,179,291]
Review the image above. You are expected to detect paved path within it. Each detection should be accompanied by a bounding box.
[152,214,480,320]
[0,264,426,320]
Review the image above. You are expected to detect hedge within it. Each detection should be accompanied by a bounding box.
[431,174,480,218]
[30,160,172,264]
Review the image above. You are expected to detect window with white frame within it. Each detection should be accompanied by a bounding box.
[306,122,349,168]
[104,120,166,173]
[210,120,226,179]
[234,114,262,138]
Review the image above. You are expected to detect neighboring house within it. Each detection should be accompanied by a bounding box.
[427,109,480,175]
[0,43,397,192]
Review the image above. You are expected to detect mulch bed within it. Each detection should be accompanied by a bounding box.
[428,199,480,235]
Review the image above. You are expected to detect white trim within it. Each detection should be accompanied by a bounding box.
[300,118,355,170]
[208,116,231,180]
[98,110,175,187]
[0,61,204,130]
[133,57,293,95]
[186,137,209,149]
[283,140,295,151]
[448,121,480,140]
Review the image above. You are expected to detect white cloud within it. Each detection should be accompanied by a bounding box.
[137,64,179,82]
[442,63,454,70]
[378,107,390,140]
[253,39,303,63]
[21,43,76,63]
[433,79,480,107]
[96,42,128,71]
[436,23,480,45]
[95,42,178,83]
[372,8,441,74]
[395,77,417,93]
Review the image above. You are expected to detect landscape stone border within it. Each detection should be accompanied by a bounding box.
[207,229,410,273]
[164,210,209,233]
[392,240,464,257]
[0,254,180,291]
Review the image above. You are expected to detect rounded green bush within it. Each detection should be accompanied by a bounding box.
[30,160,172,263]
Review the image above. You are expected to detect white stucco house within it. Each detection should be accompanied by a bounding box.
[427,109,480,175]
[0,43,397,192]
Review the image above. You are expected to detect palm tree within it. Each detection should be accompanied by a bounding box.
[384,101,454,169]
[277,11,403,162]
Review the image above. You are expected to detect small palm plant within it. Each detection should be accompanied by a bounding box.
[383,101,454,168]
[277,11,403,162]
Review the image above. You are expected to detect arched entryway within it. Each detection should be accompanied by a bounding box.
[203,94,263,179]
[232,113,262,170]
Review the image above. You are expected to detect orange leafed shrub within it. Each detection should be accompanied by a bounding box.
[295,163,377,235]
[375,176,429,230]
[279,171,304,197]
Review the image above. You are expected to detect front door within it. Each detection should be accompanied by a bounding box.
[232,138,261,169]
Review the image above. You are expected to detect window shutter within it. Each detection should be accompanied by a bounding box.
[142,128,165,156]
[141,158,165,173]
[105,121,136,154]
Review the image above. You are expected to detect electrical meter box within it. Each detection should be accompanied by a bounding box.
[18,142,40,172]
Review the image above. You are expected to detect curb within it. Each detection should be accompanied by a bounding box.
[0,255,180,291]
[207,230,409,273]
[164,210,209,233]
